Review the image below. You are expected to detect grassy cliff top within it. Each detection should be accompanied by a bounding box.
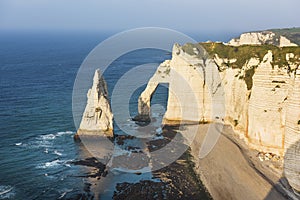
[269,27,300,45]
[181,42,300,90]
[200,42,300,69]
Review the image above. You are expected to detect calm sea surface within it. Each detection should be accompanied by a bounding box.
[0,31,233,199]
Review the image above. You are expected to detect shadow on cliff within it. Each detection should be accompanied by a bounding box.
[264,139,300,200]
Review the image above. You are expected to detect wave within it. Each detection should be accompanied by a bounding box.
[36,159,62,169]
[39,131,74,141]
[0,185,15,199]
[56,131,74,136]
[36,159,73,169]
[17,131,75,149]
[53,150,63,156]
[37,131,74,143]
[40,134,56,140]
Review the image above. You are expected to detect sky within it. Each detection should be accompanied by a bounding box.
[0,0,299,34]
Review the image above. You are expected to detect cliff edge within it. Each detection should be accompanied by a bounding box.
[137,41,300,194]
[228,29,299,47]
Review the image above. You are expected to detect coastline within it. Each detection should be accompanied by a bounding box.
[72,122,299,199]
[71,125,212,199]
[187,123,298,200]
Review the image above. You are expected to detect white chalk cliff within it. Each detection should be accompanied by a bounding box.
[77,70,113,137]
[284,66,300,192]
[228,31,298,47]
[137,43,221,124]
[137,42,300,192]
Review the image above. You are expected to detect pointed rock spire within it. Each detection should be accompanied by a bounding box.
[77,69,113,137]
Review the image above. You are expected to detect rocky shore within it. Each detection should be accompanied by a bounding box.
[69,125,212,200]
[69,123,300,200]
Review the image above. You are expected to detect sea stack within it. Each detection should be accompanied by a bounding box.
[76,69,113,138]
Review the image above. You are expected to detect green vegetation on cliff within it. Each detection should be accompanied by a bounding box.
[201,42,300,70]
[182,42,300,90]
[270,27,300,45]
[200,42,300,90]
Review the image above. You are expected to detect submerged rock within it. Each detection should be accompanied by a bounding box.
[76,69,113,137]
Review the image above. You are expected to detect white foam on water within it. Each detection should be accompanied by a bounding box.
[40,134,56,140]
[36,158,74,169]
[64,163,71,168]
[32,140,52,148]
[0,185,15,199]
[26,131,74,150]
[56,131,74,136]
[53,150,63,156]
[36,159,62,169]
[14,142,28,148]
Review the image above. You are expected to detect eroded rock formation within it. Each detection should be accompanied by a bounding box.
[77,69,113,137]
[137,41,300,191]
[136,43,223,124]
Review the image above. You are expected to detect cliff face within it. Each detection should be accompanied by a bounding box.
[284,66,300,192]
[137,42,300,191]
[77,70,113,137]
[228,31,298,47]
[138,43,299,154]
[247,51,290,155]
[137,43,223,124]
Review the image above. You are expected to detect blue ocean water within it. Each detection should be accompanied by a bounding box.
[0,31,171,199]
[0,31,234,199]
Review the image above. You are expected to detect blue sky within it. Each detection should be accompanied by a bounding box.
[0,0,299,33]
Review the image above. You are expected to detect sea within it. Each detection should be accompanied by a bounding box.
[0,30,236,199]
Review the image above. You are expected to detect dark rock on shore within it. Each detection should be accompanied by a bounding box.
[71,157,107,179]
[113,125,211,200]
[132,114,151,125]
[113,149,212,200]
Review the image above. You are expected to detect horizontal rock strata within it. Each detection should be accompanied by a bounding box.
[137,42,300,192]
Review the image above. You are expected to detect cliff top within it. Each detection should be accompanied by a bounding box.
[193,42,300,70]
[269,27,300,45]
[179,42,300,90]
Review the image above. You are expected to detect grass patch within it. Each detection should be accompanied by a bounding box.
[270,27,300,45]
[179,42,300,90]
[201,42,300,69]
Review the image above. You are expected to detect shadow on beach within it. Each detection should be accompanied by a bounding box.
[265,139,300,200]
